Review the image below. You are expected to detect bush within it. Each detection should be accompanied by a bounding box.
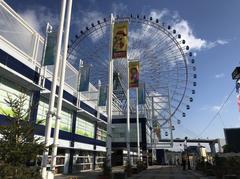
[214,155,240,178]
[136,160,145,172]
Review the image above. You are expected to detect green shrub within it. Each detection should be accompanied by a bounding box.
[0,94,46,178]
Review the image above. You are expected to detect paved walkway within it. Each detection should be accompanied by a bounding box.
[129,166,204,179]
[55,165,206,179]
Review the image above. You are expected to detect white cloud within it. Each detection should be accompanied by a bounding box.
[215,73,225,79]
[204,39,229,49]
[72,11,105,42]
[200,105,221,112]
[79,11,104,28]
[149,9,169,20]
[211,105,221,112]
[112,2,128,16]
[19,7,58,34]
[147,9,229,51]
[172,20,207,50]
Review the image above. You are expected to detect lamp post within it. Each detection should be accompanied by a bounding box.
[184,137,191,170]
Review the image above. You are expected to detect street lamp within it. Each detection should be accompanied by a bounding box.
[184,137,191,170]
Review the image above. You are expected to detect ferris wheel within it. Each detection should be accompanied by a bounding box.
[67,14,197,142]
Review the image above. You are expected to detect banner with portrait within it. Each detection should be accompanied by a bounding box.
[112,21,128,59]
[129,61,139,88]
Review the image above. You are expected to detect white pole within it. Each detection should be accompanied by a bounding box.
[41,0,66,178]
[127,61,131,164]
[51,0,72,173]
[77,60,83,108]
[97,80,101,119]
[106,13,114,168]
[151,96,154,164]
[136,88,140,161]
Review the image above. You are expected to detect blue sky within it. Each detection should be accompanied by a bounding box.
[5,0,240,140]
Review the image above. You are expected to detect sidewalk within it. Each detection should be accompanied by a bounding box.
[129,165,201,179]
[55,165,207,179]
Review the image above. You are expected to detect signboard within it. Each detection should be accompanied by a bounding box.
[129,61,139,88]
[112,21,128,59]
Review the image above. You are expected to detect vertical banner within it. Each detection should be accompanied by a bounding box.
[129,61,139,88]
[78,65,90,92]
[138,83,146,105]
[112,21,128,59]
[43,32,57,66]
[98,86,107,106]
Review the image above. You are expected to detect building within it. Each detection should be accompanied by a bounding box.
[0,0,156,174]
[224,128,240,153]
[0,0,107,174]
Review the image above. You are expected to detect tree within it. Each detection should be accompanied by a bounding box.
[222,144,235,153]
[0,93,46,179]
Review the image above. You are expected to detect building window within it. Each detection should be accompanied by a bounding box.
[0,78,30,117]
[37,99,72,132]
[75,117,94,138]
[97,128,107,141]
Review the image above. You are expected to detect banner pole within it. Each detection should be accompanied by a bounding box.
[127,60,131,164]
[51,0,72,173]
[136,88,140,161]
[41,0,66,178]
[106,13,114,169]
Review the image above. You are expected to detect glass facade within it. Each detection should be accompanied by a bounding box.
[0,78,30,117]
[97,127,107,141]
[75,117,95,138]
[37,98,72,132]
[112,123,142,143]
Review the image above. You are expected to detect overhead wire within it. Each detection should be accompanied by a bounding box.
[197,87,235,138]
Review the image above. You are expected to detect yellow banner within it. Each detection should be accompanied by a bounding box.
[129,61,139,88]
[112,21,128,59]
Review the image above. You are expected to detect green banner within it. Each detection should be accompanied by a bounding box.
[43,32,57,66]
[98,86,107,106]
[78,65,90,92]
[138,83,146,105]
